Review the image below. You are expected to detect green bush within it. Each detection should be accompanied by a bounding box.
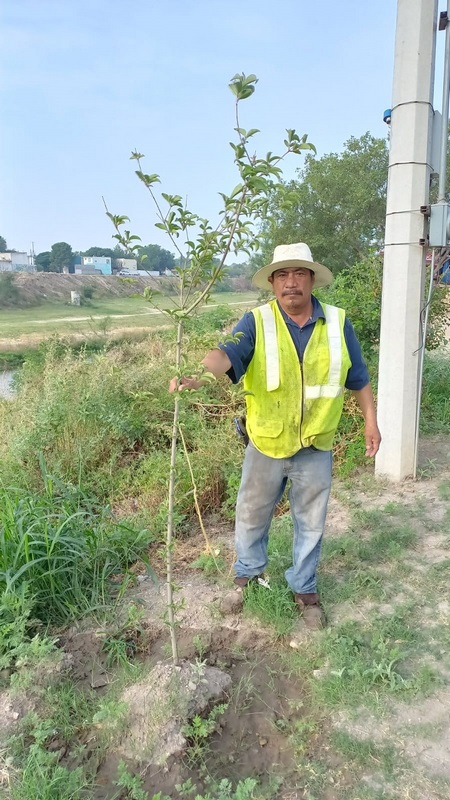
[80,285,95,303]
[0,466,151,624]
[421,351,450,433]
[0,324,244,533]
[0,271,21,307]
[317,255,449,355]
[316,254,382,355]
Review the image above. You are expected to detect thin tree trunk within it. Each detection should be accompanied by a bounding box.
[166,319,183,665]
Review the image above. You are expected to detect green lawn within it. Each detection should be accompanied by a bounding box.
[0,292,257,340]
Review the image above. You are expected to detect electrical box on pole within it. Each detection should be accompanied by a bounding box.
[429,203,450,245]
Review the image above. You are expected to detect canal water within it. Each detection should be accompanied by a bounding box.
[0,370,15,400]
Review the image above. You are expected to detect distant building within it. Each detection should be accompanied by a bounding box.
[115,258,138,272]
[82,256,111,275]
[0,251,36,273]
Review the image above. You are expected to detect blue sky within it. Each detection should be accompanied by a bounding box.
[0,0,422,258]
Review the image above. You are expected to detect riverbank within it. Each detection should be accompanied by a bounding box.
[0,292,257,363]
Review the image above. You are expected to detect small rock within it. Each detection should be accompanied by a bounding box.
[313,667,328,679]
[218,589,244,615]
[259,737,268,747]
[90,673,109,689]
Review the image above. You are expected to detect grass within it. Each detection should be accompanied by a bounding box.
[3,475,450,799]
[421,351,450,434]
[0,465,151,627]
[0,291,257,343]
[5,681,99,800]
[240,491,444,725]
[0,311,450,797]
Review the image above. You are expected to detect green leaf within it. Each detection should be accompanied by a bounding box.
[135,170,161,186]
[229,183,243,199]
[228,72,258,101]
[106,213,130,226]
[161,192,183,206]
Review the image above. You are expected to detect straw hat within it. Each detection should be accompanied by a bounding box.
[252,243,334,290]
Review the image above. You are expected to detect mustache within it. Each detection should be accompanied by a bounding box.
[282,290,303,296]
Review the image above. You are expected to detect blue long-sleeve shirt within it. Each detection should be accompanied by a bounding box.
[219,296,369,391]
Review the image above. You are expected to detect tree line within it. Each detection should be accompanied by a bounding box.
[4,129,419,280]
[33,243,177,274]
[0,235,178,274]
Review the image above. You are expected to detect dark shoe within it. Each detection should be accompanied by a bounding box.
[234,576,255,589]
[294,593,326,632]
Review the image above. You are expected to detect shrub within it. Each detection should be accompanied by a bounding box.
[316,254,382,354]
[0,466,151,624]
[80,285,94,303]
[421,351,450,433]
[0,324,244,532]
[0,272,21,307]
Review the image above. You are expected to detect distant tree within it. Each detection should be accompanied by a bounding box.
[259,132,388,273]
[49,242,73,273]
[113,244,128,257]
[82,247,116,260]
[0,236,7,252]
[138,244,175,272]
[35,251,52,272]
[225,260,251,278]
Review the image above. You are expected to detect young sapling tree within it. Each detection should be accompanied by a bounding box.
[106,73,315,664]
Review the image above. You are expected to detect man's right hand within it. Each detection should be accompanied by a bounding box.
[168,348,233,393]
[168,376,205,393]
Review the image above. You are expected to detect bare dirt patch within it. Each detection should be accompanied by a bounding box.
[93,643,310,800]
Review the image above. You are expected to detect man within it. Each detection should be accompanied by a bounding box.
[170,243,381,637]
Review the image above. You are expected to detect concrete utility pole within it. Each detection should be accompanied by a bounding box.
[375,0,438,481]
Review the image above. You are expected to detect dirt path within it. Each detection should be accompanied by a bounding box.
[0,301,255,354]
[0,301,252,329]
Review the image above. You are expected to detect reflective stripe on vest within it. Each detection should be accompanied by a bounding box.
[259,302,343,396]
[259,303,280,391]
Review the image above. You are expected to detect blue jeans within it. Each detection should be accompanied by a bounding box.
[234,441,332,594]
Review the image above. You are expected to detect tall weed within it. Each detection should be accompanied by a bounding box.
[0,328,244,529]
[0,465,150,623]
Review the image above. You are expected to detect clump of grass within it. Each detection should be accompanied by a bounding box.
[331,730,399,780]
[7,681,100,800]
[321,520,417,569]
[309,605,437,709]
[0,463,150,625]
[421,352,450,434]
[191,550,228,577]
[241,517,297,635]
[7,748,93,800]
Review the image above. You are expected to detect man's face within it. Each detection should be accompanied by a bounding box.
[268,266,315,315]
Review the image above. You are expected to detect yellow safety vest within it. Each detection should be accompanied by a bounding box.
[244,299,351,457]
